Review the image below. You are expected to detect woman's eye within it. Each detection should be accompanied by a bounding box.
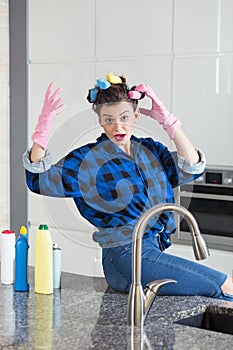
[121,116,128,121]
[105,119,113,124]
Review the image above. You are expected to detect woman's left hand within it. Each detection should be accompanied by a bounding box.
[134,84,181,139]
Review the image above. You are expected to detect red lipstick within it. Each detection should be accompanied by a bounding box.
[114,134,126,141]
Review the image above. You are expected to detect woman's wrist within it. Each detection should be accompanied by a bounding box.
[30,142,46,163]
[173,128,199,164]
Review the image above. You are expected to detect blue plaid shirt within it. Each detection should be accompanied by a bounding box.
[23,133,206,248]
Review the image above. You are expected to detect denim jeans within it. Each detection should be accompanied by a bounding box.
[102,235,233,301]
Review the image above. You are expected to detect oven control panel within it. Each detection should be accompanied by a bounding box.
[193,168,233,187]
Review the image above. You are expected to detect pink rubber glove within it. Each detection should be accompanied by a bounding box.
[135,84,181,139]
[31,82,65,149]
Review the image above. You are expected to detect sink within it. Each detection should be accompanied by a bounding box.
[174,305,233,335]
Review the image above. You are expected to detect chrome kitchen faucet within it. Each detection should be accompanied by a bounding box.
[128,203,210,327]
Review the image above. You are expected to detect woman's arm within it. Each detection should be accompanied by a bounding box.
[29,82,65,164]
[173,127,199,164]
[134,84,202,165]
[30,142,46,163]
[24,147,82,198]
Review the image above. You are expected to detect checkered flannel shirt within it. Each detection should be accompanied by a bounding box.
[23,133,206,248]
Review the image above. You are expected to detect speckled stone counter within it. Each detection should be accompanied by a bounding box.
[0,268,232,349]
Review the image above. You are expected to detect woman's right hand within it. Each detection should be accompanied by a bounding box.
[31,82,65,150]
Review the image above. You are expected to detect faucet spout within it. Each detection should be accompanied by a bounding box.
[128,203,210,327]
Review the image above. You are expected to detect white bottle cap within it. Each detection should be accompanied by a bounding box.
[53,243,61,250]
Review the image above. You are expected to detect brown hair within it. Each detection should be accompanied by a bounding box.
[87,76,143,115]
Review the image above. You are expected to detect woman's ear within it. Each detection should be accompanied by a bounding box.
[134,108,140,121]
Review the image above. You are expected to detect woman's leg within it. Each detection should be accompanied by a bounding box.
[102,244,132,292]
[141,237,230,300]
[102,236,233,301]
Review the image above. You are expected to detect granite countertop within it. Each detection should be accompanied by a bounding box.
[0,268,233,349]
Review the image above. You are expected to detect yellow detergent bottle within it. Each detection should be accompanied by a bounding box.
[34,224,53,294]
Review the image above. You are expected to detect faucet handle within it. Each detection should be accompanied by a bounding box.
[143,279,177,321]
[146,279,177,295]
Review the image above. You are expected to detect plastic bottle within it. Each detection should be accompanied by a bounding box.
[34,224,53,294]
[1,230,16,284]
[53,243,62,289]
[14,226,29,292]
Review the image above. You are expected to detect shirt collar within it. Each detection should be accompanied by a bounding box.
[96,133,142,157]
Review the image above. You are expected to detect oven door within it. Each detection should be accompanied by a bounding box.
[175,185,233,252]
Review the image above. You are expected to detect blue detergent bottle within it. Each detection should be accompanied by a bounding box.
[14,226,29,292]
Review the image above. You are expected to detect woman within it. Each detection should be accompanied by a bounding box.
[23,72,233,300]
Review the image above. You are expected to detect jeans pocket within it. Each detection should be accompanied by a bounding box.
[103,258,130,293]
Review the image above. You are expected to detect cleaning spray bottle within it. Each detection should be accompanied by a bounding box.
[53,243,62,289]
[14,225,29,291]
[34,224,53,294]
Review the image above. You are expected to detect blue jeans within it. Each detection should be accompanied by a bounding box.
[102,235,233,301]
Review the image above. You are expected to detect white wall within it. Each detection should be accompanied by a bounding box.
[27,0,233,276]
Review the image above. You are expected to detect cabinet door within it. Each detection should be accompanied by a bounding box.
[96,0,173,58]
[172,56,233,166]
[29,0,95,61]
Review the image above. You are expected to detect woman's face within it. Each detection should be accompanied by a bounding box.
[98,101,139,153]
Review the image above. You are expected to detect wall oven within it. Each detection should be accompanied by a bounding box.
[173,166,233,252]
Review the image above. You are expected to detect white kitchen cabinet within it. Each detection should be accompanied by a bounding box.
[172,56,233,166]
[220,0,233,52]
[96,0,173,58]
[28,0,95,61]
[174,0,219,54]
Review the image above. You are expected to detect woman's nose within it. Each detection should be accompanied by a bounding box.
[113,121,123,132]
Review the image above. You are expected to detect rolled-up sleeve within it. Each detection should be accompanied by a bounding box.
[177,149,206,174]
[22,148,52,173]
[23,147,84,198]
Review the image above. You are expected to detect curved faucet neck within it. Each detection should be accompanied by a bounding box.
[129,203,209,327]
[131,203,205,286]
